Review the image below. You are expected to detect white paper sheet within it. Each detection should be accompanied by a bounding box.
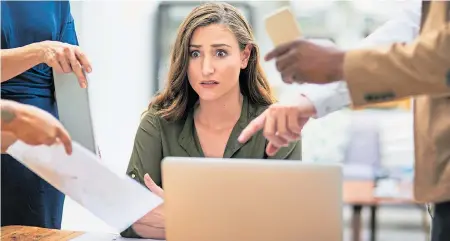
[71,233,164,241]
[6,140,163,232]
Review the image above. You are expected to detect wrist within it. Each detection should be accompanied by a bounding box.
[298,94,317,117]
[330,51,345,82]
[28,42,46,64]
[1,101,17,132]
[1,132,17,153]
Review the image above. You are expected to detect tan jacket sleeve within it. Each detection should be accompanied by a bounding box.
[344,22,450,107]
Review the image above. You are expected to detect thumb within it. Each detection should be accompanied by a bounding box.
[266,142,280,157]
[144,173,164,198]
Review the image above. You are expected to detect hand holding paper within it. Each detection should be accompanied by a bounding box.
[6,141,163,232]
[131,174,166,239]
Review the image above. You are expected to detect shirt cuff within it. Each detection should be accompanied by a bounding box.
[298,81,352,118]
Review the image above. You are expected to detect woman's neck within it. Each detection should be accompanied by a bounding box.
[195,90,243,130]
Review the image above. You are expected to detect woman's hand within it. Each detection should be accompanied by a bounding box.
[132,174,166,239]
[37,40,92,88]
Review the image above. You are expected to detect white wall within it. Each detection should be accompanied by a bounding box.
[62,0,158,232]
[61,0,415,233]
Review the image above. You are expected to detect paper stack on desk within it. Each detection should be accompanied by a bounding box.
[6,140,163,232]
[71,233,164,241]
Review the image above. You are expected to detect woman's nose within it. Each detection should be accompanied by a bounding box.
[201,57,214,76]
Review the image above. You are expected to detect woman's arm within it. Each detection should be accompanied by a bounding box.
[121,111,164,238]
[1,40,92,87]
[1,43,43,82]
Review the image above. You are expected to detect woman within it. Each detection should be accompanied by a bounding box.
[1,1,91,229]
[121,2,301,239]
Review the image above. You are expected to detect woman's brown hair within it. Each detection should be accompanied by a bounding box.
[150,2,276,121]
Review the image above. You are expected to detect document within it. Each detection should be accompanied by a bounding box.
[6,140,163,232]
[71,233,164,241]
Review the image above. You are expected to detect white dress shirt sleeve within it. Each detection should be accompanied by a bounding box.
[299,0,422,118]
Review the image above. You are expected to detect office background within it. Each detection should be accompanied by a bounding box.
[64,1,423,240]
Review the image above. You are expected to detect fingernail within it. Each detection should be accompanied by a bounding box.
[87,67,92,73]
[82,83,87,88]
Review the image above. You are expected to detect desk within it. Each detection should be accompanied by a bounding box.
[1,225,82,240]
[2,181,420,241]
[343,180,420,241]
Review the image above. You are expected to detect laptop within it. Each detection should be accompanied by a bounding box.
[53,70,99,155]
[162,157,343,241]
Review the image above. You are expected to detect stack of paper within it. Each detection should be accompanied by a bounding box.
[71,233,163,241]
[6,140,163,232]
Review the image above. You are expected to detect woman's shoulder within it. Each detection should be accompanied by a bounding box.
[141,107,158,119]
[140,107,186,131]
[137,108,162,134]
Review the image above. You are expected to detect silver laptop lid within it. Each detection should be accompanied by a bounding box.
[162,157,343,241]
[53,70,98,155]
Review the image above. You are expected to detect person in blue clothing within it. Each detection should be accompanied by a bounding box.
[1,1,92,229]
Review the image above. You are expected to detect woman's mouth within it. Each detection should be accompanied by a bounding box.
[200,81,219,87]
[200,80,219,85]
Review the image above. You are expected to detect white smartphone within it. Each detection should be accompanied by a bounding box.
[264,7,302,46]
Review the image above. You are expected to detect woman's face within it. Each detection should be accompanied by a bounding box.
[187,24,251,101]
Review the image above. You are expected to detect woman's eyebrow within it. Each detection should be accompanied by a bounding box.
[211,43,231,48]
[189,43,231,48]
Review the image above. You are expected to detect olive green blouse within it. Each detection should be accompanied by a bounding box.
[121,96,301,238]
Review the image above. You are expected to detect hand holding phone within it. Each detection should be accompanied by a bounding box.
[265,7,302,46]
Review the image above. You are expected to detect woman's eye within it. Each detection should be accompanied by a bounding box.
[216,50,227,57]
[190,50,200,58]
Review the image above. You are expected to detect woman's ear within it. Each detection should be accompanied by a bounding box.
[241,44,253,69]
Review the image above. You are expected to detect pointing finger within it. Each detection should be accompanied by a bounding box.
[57,127,73,155]
[238,111,267,143]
